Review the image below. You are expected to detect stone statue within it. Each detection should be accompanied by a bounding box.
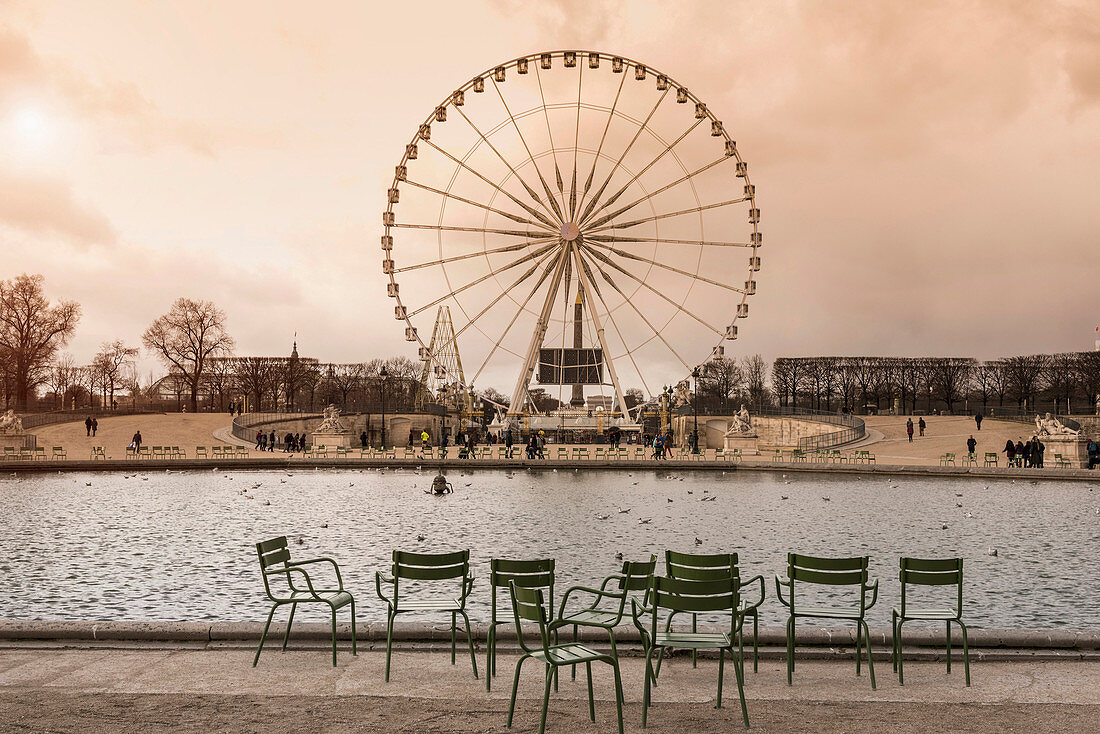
[316,405,348,433]
[1034,412,1078,436]
[673,379,693,406]
[728,404,753,434]
[0,409,24,434]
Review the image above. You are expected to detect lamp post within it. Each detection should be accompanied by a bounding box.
[379,365,389,449]
[692,366,700,454]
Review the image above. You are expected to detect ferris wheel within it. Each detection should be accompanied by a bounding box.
[382,50,761,415]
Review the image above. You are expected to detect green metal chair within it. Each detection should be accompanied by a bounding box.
[507,583,624,734]
[892,557,970,686]
[558,556,656,680]
[51,446,66,460]
[376,549,477,682]
[487,558,555,691]
[775,553,878,688]
[253,536,356,667]
[659,551,765,674]
[632,576,749,728]
[983,452,998,467]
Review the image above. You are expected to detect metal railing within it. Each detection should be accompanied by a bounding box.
[19,408,162,430]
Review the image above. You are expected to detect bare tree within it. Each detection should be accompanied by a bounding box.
[45,353,80,410]
[91,340,138,409]
[1002,354,1049,411]
[142,298,234,411]
[927,357,976,413]
[698,357,744,414]
[741,354,769,410]
[1043,353,1079,414]
[0,274,81,410]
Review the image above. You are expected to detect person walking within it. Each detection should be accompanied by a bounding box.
[966,435,977,457]
[131,430,143,452]
[918,417,926,437]
[505,430,513,451]
[1087,438,1098,469]
[1034,438,1045,468]
[255,430,264,450]
[1020,439,1031,468]
[906,418,914,442]
[85,416,93,437]
[360,431,368,448]
[284,432,294,453]
[975,412,983,431]
[268,430,276,452]
[1003,439,1017,466]
[421,430,430,451]
[91,417,98,436]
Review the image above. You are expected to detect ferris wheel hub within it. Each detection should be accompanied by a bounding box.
[560,222,581,242]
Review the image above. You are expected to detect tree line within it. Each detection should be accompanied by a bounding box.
[771,355,1100,415]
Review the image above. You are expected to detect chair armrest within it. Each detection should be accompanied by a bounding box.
[739,574,766,612]
[288,557,344,591]
[462,574,475,600]
[375,571,395,607]
[598,573,626,592]
[557,584,624,619]
[864,578,879,610]
[267,566,323,600]
[774,575,792,609]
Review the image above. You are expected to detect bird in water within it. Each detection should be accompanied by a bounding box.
[595,513,610,521]
[416,534,426,542]
[781,495,789,500]
[614,552,624,561]
[988,547,998,557]
[638,518,652,525]
[694,537,703,545]
[618,507,630,514]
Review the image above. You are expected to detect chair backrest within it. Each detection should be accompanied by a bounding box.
[648,575,740,638]
[899,557,963,617]
[786,553,870,612]
[665,550,740,582]
[490,557,555,621]
[391,550,469,601]
[255,536,292,599]
[509,582,553,655]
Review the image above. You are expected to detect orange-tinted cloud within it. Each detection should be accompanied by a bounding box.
[0,170,116,245]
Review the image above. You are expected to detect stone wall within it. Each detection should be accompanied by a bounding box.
[673,414,841,449]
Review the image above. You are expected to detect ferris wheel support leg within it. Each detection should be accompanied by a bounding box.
[509,247,571,413]
[570,242,629,418]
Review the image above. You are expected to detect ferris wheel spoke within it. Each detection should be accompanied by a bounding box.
[574,71,627,218]
[584,239,747,294]
[580,117,706,226]
[533,63,568,215]
[580,243,726,337]
[575,247,692,371]
[490,78,567,224]
[587,196,750,233]
[569,62,583,219]
[393,236,559,274]
[453,105,560,225]
[406,241,559,319]
[573,246,654,398]
[585,233,752,248]
[583,154,731,230]
[391,222,552,238]
[437,246,562,363]
[421,139,558,230]
[577,88,671,225]
[469,247,567,385]
[402,178,557,230]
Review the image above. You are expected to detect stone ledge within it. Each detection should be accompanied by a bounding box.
[2,620,1097,650]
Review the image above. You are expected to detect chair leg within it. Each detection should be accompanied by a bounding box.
[571,624,578,680]
[486,623,495,691]
[786,616,795,684]
[384,610,395,682]
[752,611,759,673]
[692,613,698,668]
[253,604,277,667]
[459,610,478,679]
[540,666,553,734]
[585,661,595,721]
[507,655,528,728]
[897,619,906,685]
[281,602,297,651]
[959,619,971,686]
[642,649,655,728]
[860,619,876,689]
[350,599,357,656]
[610,657,625,734]
[946,620,952,674]
[856,619,863,676]
[891,611,898,672]
[451,611,457,665]
[716,647,725,709]
[732,645,749,728]
[330,606,338,667]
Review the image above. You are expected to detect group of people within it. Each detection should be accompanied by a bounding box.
[83,416,99,436]
[1002,437,1046,468]
[643,431,676,459]
[254,430,308,453]
[227,402,244,417]
[904,417,928,441]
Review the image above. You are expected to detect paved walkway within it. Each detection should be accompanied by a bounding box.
[1,647,1097,732]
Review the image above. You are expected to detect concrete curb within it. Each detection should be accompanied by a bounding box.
[0,457,1097,480]
[2,620,1097,650]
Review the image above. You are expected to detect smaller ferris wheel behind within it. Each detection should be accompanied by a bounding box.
[383,50,762,416]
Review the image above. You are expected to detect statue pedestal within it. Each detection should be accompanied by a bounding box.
[724,434,759,455]
[0,433,28,451]
[1039,435,1087,468]
[310,431,355,449]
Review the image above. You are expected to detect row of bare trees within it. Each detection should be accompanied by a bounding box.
[771,354,1100,415]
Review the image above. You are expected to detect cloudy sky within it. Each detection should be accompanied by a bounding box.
[1,0,1098,391]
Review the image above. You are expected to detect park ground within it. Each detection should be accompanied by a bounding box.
[30,413,1068,467]
[1,646,1098,733]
